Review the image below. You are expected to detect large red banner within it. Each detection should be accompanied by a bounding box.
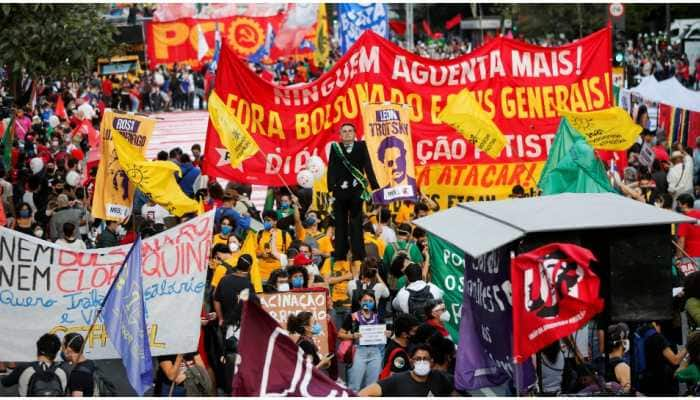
[145,13,316,69]
[203,28,612,187]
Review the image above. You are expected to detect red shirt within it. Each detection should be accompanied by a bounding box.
[102,79,113,96]
[678,210,700,257]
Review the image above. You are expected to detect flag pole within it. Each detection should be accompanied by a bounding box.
[79,238,140,354]
[510,250,522,396]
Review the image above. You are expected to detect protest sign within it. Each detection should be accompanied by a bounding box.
[455,246,534,390]
[92,110,155,221]
[363,103,418,204]
[0,211,214,361]
[428,233,465,341]
[259,291,329,354]
[202,27,612,199]
[359,324,388,346]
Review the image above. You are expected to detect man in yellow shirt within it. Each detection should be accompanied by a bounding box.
[211,238,242,288]
[256,210,292,282]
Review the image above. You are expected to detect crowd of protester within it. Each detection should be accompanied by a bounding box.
[1,21,700,397]
[624,31,699,88]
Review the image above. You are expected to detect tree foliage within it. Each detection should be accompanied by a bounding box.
[0,4,115,78]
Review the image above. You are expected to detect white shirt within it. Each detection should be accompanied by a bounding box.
[667,154,694,198]
[0,178,12,203]
[392,280,444,314]
[55,237,87,250]
[376,224,397,245]
[347,280,390,301]
[141,203,171,225]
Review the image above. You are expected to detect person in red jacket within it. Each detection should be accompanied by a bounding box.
[677,193,700,260]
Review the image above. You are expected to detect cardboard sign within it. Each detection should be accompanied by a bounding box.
[359,324,387,346]
[259,291,329,354]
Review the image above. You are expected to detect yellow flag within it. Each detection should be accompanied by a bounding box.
[313,4,330,68]
[240,231,262,293]
[438,88,507,159]
[112,131,199,217]
[208,91,259,168]
[558,107,642,151]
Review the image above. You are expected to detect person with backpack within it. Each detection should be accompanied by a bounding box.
[605,323,632,393]
[338,290,390,392]
[62,332,118,397]
[155,352,209,396]
[392,263,443,321]
[1,333,67,396]
[347,260,390,317]
[638,321,686,395]
[419,299,452,340]
[213,254,258,330]
[380,314,420,380]
[382,224,423,291]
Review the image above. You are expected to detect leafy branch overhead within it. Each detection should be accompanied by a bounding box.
[0,4,116,77]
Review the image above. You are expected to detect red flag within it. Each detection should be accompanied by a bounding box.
[55,96,68,120]
[389,19,406,36]
[232,300,352,396]
[72,119,100,149]
[422,20,433,38]
[511,243,604,363]
[445,13,462,30]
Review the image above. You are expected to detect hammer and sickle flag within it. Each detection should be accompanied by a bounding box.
[112,131,199,217]
[438,88,507,159]
[208,90,260,168]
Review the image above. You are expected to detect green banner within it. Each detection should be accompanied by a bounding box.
[428,232,465,341]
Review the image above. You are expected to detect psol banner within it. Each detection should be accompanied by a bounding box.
[92,110,155,221]
[202,27,612,196]
[259,291,329,354]
[363,103,418,204]
[145,6,322,70]
[0,211,214,361]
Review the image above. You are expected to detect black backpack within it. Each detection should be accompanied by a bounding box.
[73,362,118,396]
[27,362,65,396]
[407,286,434,322]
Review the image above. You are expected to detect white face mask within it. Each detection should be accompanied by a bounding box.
[277,283,290,292]
[439,311,450,322]
[229,242,240,253]
[413,360,431,377]
[34,229,44,237]
[622,339,630,352]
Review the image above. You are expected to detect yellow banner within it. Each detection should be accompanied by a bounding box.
[415,162,544,210]
[558,107,642,150]
[438,88,507,159]
[208,90,260,168]
[92,110,155,221]
[311,172,331,214]
[313,4,330,68]
[112,130,199,217]
[362,103,418,205]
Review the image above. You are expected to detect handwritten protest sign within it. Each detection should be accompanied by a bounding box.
[359,324,387,346]
[259,291,329,354]
[0,211,214,361]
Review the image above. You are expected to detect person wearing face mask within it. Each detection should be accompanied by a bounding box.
[61,333,95,396]
[358,344,454,396]
[209,243,236,289]
[338,290,389,392]
[11,202,40,236]
[606,323,632,393]
[213,216,236,246]
[348,261,390,317]
[420,300,452,340]
[256,211,291,281]
[264,269,290,293]
[287,312,333,370]
[287,266,309,290]
[276,194,295,221]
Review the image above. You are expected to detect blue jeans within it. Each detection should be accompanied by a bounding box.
[347,344,384,392]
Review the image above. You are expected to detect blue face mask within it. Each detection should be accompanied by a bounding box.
[220,225,232,236]
[361,301,375,311]
[291,276,304,288]
[311,322,322,336]
[264,221,273,231]
[19,210,30,218]
[280,202,290,209]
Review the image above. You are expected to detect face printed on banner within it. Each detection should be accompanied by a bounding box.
[378,137,407,184]
[524,250,585,319]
